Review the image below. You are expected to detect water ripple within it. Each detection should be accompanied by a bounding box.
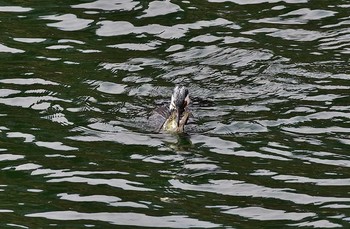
[138,0,183,18]
[58,193,149,208]
[0,44,25,53]
[26,211,220,228]
[0,6,32,12]
[170,179,350,205]
[48,176,153,191]
[251,8,337,24]
[0,96,69,109]
[68,124,164,147]
[272,174,350,186]
[217,206,315,221]
[71,0,139,11]
[96,18,236,39]
[0,154,24,162]
[0,78,59,85]
[41,14,94,31]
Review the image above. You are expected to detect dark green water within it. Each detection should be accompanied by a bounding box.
[0,0,350,228]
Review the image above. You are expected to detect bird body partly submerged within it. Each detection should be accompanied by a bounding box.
[162,109,190,133]
[150,86,191,133]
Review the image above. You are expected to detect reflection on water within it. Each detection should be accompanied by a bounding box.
[0,0,350,228]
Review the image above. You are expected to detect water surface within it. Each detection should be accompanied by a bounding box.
[0,0,350,228]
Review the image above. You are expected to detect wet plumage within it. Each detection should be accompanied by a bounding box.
[150,86,191,133]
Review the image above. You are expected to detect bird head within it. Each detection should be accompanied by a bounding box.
[169,86,190,127]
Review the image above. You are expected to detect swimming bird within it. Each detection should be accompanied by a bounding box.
[150,86,191,133]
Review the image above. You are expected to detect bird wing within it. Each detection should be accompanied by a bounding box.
[149,106,171,132]
[153,106,171,119]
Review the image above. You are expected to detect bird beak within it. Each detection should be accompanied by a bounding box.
[184,94,191,107]
[177,95,190,127]
[176,109,181,127]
